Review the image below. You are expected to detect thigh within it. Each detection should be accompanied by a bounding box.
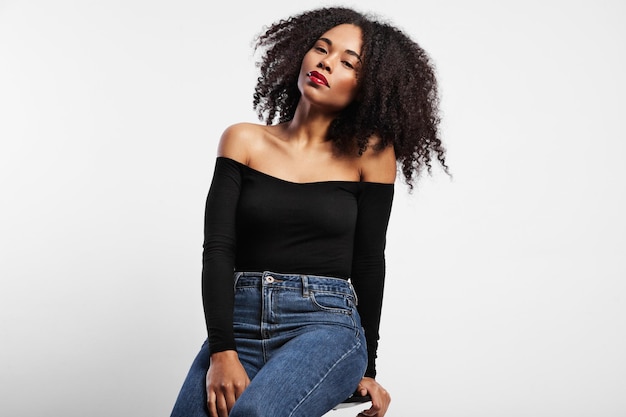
[232,319,367,416]
[232,275,264,380]
[170,340,210,417]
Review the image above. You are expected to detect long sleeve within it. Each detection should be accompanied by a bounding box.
[201,157,242,355]
[350,183,394,378]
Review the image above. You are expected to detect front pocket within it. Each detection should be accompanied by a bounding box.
[310,292,354,314]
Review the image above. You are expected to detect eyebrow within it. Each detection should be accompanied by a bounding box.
[318,37,362,63]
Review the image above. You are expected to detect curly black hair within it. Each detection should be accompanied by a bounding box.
[252,7,448,188]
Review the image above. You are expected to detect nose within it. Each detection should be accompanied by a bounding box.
[317,60,331,73]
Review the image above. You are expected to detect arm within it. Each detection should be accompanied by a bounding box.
[202,156,241,353]
[351,182,394,377]
[201,156,250,417]
[353,142,396,377]
[202,125,255,417]
[203,123,255,352]
[351,143,395,416]
[351,182,394,417]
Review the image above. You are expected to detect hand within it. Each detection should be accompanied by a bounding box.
[355,377,391,416]
[206,350,250,417]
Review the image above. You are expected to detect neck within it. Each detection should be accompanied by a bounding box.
[284,101,339,147]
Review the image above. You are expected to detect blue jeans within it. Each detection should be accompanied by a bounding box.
[171,271,368,417]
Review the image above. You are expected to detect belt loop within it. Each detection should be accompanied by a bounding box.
[233,271,243,288]
[301,275,309,298]
[348,279,358,305]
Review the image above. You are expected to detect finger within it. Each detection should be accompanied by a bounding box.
[373,391,391,417]
[216,393,229,417]
[361,395,385,416]
[363,404,379,416]
[225,389,237,414]
[207,390,218,417]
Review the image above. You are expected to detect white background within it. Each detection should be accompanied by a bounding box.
[1,1,625,416]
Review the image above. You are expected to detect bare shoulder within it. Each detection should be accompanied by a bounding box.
[217,122,267,164]
[359,137,397,184]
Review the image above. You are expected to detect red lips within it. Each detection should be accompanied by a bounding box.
[307,71,329,87]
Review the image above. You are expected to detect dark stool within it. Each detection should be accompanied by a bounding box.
[332,392,372,410]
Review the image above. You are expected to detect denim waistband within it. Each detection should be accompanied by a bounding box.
[234,271,357,301]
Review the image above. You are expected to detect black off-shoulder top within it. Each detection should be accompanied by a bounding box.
[202,157,394,377]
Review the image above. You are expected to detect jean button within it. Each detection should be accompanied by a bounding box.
[266,276,275,283]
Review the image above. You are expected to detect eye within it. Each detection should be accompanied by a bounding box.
[342,61,355,69]
[314,46,328,54]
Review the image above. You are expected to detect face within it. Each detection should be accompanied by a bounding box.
[298,24,363,112]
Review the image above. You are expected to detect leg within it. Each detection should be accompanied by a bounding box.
[230,325,367,417]
[230,272,368,417]
[170,340,210,417]
[170,273,266,417]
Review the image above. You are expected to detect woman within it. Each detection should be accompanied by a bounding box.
[171,6,447,417]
